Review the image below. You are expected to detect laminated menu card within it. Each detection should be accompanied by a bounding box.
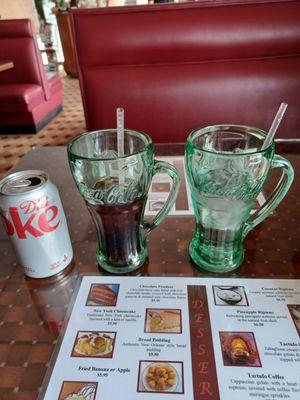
[39,276,300,400]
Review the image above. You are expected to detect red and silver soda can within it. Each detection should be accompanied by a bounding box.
[0,170,73,278]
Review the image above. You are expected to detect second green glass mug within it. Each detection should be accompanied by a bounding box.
[68,129,180,274]
[185,125,294,273]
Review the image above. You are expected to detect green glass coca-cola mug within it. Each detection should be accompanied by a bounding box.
[185,125,294,273]
[68,129,180,274]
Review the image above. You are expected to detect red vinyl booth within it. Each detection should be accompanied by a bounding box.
[71,0,300,143]
[0,19,62,133]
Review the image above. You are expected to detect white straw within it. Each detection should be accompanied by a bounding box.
[262,102,288,150]
[116,107,125,184]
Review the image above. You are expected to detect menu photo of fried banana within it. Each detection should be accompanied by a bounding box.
[71,331,116,358]
[145,308,182,333]
[137,360,184,394]
[58,381,98,400]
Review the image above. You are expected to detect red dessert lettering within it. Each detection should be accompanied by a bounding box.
[199,381,213,395]
[195,313,205,323]
[198,361,209,374]
[197,343,206,355]
[196,327,205,338]
[192,299,204,309]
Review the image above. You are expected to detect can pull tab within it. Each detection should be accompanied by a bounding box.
[8,179,31,188]
[9,177,41,188]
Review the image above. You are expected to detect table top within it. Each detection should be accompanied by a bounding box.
[0,61,14,72]
[0,143,299,398]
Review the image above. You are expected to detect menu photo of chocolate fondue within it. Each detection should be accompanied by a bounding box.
[71,331,116,358]
[137,360,184,394]
[213,285,249,306]
[144,308,182,333]
[86,283,119,306]
[287,304,300,337]
[58,381,98,400]
[219,331,262,367]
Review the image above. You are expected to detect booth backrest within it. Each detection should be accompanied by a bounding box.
[71,0,300,142]
[0,19,50,98]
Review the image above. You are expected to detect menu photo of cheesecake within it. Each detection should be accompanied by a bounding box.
[145,309,182,333]
[86,283,119,306]
[71,331,116,358]
[58,381,98,400]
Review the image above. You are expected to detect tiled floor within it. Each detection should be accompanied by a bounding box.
[0,73,86,178]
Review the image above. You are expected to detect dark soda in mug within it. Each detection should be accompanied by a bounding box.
[88,196,147,267]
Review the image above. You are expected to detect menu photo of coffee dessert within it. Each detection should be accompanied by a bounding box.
[213,285,249,306]
[219,331,262,367]
[86,283,119,306]
[287,304,300,337]
[144,308,182,333]
[137,360,184,394]
[58,381,98,400]
[71,331,116,358]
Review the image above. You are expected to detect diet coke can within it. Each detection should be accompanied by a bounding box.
[0,170,73,278]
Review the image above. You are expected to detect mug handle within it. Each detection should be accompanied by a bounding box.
[142,160,180,235]
[243,154,294,238]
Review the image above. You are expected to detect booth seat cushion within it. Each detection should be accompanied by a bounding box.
[0,84,44,112]
[47,74,62,96]
[71,2,300,141]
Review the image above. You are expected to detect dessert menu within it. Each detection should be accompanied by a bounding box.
[40,276,300,400]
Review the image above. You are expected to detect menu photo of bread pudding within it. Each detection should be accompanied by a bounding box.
[145,309,182,333]
[71,331,116,358]
[86,283,119,306]
[58,381,98,400]
[137,360,184,394]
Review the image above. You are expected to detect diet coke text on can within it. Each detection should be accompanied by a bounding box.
[0,170,73,278]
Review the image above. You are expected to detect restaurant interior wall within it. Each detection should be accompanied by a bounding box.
[0,0,40,31]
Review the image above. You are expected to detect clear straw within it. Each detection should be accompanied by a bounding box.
[116,107,125,184]
[117,107,124,157]
[261,102,288,150]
